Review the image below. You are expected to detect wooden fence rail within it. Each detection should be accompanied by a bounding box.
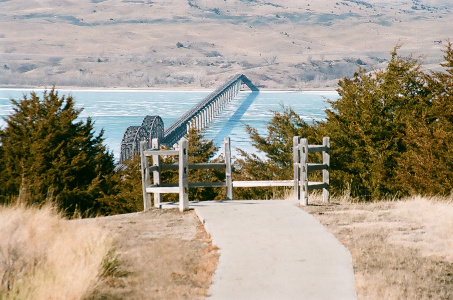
[140,136,330,212]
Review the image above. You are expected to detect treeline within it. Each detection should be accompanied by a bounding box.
[0,89,226,216]
[241,43,453,200]
[1,44,452,216]
[0,90,135,216]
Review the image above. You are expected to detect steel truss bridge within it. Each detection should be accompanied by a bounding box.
[119,74,258,161]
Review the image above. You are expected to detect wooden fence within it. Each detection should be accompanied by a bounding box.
[140,136,330,212]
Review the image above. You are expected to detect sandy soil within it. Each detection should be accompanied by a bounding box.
[83,208,218,300]
[1,0,452,90]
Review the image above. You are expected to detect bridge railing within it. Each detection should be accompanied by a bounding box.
[140,136,329,212]
[164,74,243,134]
[162,74,256,147]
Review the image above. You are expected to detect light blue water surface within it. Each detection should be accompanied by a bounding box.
[0,89,339,161]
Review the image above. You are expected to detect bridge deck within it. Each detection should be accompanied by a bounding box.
[162,74,258,146]
[119,74,258,160]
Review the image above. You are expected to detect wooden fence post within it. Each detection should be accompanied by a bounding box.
[140,141,151,211]
[300,138,309,206]
[323,137,330,203]
[293,136,301,201]
[152,138,162,208]
[225,137,233,200]
[179,138,189,212]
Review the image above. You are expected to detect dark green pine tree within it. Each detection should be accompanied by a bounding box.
[186,127,224,201]
[397,42,453,195]
[96,154,144,215]
[320,46,428,200]
[235,45,453,201]
[0,89,115,215]
[160,127,223,202]
[234,105,321,200]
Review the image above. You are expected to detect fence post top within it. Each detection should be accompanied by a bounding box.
[140,140,147,150]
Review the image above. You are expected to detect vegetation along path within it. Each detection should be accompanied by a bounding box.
[85,209,219,299]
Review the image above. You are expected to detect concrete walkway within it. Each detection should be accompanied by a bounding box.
[192,200,357,300]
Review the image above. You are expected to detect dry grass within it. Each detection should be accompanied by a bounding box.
[0,204,111,299]
[85,208,219,300]
[0,205,218,300]
[301,194,453,299]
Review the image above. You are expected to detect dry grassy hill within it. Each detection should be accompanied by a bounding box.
[0,0,451,90]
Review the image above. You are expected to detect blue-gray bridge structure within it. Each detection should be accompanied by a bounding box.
[120,74,258,161]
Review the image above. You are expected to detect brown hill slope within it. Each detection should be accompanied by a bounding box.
[0,0,451,89]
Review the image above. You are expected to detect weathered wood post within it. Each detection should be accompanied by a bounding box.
[151,138,162,208]
[140,141,152,211]
[225,137,233,200]
[323,137,330,203]
[300,138,309,206]
[293,136,301,201]
[179,138,189,212]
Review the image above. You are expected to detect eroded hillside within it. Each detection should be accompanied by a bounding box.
[0,0,451,89]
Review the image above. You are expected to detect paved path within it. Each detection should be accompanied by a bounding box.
[192,200,357,300]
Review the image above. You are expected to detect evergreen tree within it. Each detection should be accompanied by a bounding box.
[186,127,224,201]
[96,154,143,215]
[239,45,453,200]
[234,106,320,200]
[0,89,115,215]
[160,127,223,202]
[397,42,453,195]
[320,47,428,199]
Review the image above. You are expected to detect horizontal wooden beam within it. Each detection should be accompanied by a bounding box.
[157,163,228,171]
[189,182,227,188]
[148,165,158,172]
[146,184,179,193]
[307,182,329,191]
[161,164,178,171]
[308,145,329,153]
[144,149,179,156]
[189,163,226,170]
[307,163,328,172]
[233,180,294,188]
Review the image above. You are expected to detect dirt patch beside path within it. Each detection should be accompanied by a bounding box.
[301,199,453,299]
[84,208,218,300]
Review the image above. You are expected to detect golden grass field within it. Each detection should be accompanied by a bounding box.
[0,204,111,299]
[2,197,453,299]
[0,205,218,300]
[302,195,453,299]
[1,0,452,90]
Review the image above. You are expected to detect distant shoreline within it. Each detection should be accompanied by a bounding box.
[0,85,339,93]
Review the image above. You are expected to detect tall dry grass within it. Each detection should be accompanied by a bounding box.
[302,195,453,299]
[390,196,453,261]
[0,204,112,299]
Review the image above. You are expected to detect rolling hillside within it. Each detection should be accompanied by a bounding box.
[0,0,451,89]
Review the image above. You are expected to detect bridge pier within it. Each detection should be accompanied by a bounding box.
[157,74,258,147]
[120,74,258,156]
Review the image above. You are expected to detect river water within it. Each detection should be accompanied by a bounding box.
[0,89,339,161]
